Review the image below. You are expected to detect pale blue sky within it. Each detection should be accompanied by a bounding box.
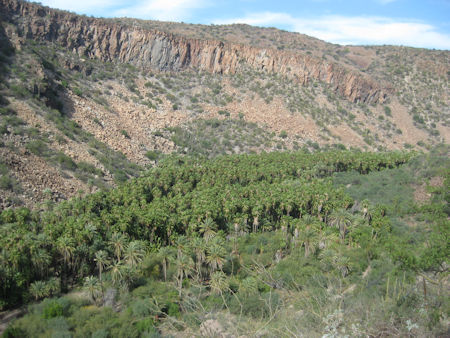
[39,0,450,49]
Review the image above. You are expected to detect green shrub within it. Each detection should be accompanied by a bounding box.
[91,329,109,338]
[1,326,26,338]
[145,150,161,161]
[114,170,129,183]
[0,107,16,116]
[77,161,103,176]
[0,123,8,134]
[55,135,67,145]
[0,175,14,190]
[231,292,280,318]
[384,106,392,117]
[26,140,49,156]
[166,302,180,318]
[135,319,157,334]
[5,115,25,127]
[121,130,130,139]
[72,87,83,96]
[54,152,77,171]
[42,300,63,319]
[218,110,230,117]
[413,114,424,124]
[93,118,102,126]
[9,84,30,98]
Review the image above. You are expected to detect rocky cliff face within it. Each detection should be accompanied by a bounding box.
[0,0,390,103]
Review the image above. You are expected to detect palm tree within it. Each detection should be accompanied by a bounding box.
[84,276,101,303]
[46,277,60,297]
[84,223,98,242]
[56,235,75,290]
[300,226,319,258]
[108,261,124,286]
[302,214,319,225]
[239,276,258,297]
[158,246,175,281]
[210,271,229,309]
[361,199,371,220]
[175,253,194,296]
[94,250,109,301]
[119,264,138,291]
[29,280,49,301]
[347,214,366,247]
[124,241,145,268]
[252,207,261,233]
[31,248,51,278]
[95,250,109,282]
[206,241,226,272]
[318,248,335,272]
[319,248,351,277]
[329,209,352,242]
[190,237,206,279]
[109,232,128,262]
[318,228,339,250]
[334,255,351,278]
[56,236,75,268]
[174,235,189,259]
[199,218,217,242]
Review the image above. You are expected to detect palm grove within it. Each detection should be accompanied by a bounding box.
[1,148,449,336]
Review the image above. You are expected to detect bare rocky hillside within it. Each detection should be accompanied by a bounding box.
[0,0,448,208]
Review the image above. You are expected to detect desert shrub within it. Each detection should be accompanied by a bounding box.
[145,150,162,161]
[77,161,103,176]
[0,107,16,116]
[70,307,120,337]
[91,329,109,338]
[413,114,424,124]
[42,300,63,319]
[333,167,415,215]
[0,174,14,190]
[120,130,130,139]
[384,106,392,117]
[272,258,324,290]
[113,170,129,183]
[26,140,49,156]
[230,291,280,318]
[218,110,230,117]
[54,152,77,171]
[135,318,157,334]
[46,316,71,337]
[72,87,83,96]
[0,123,8,134]
[9,84,30,98]
[4,115,25,128]
[1,326,27,338]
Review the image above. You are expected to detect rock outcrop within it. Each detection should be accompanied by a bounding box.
[0,0,390,103]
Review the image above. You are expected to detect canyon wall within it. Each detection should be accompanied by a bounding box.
[0,0,391,103]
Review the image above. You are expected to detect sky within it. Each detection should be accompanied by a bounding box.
[38,0,450,50]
